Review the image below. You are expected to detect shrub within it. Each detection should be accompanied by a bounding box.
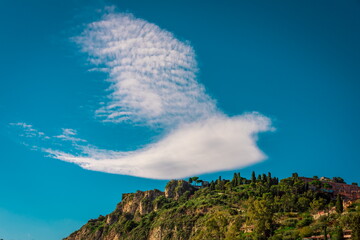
[283,218,298,228]
[297,215,313,227]
[299,226,313,238]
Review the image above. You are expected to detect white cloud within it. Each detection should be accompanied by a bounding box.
[45,113,271,179]
[11,9,274,179]
[9,122,49,139]
[55,128,87,142]
[62,128,77,136]
[75,11,217,127]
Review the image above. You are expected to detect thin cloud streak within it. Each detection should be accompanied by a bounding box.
[55,128,87,143]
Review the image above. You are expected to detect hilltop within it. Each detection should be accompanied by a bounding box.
[64,173,360,240]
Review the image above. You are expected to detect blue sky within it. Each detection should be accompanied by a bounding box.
[1,0,360,239]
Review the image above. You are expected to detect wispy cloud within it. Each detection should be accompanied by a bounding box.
[55,128,87,143]
[10,123,49,139]
[11,9,273,179]
[75,11,217,127]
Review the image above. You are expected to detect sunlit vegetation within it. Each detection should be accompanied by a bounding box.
[66,172,360,240]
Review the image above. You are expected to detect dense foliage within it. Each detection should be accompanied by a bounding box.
[65,173,360,240]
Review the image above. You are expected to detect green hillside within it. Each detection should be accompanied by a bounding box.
[64,173,360,240]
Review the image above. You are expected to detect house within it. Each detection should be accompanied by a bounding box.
[299,177,360,201]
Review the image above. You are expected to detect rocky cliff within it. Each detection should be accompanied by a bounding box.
[164,180,196,200]
[64,180,196,240]
[64,174,360,240]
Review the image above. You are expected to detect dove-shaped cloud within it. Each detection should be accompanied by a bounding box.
[14,10,273,179]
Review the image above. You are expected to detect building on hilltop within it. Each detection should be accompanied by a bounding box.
[299,177,360,201]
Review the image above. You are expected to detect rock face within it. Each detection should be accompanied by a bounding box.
[119,189,164,216]
[165,180,196,200]
[64,180,195,240]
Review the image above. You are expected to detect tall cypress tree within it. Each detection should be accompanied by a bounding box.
[251,171,256,183]
[275,177,279,185]
[257,174,262,182]
[231,173,237,187]
[267,172,272,186]
[324,226,328,240]
[262,173,267,183]
[336,194,343,214]
[209,181,215,190]
[334,227,344,240]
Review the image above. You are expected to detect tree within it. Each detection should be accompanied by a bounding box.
[318,215,330,240]
[192,176,199,185]
[333,227,344,240]
[297,197,311,212]
[281,193,297,212]
[267,172,272,186]
[310,198,326,214]
[303,182,309,192]
[323,225,328,240]
[237,172,241,185]
[323,183,332,190]
[274,177,279,185]
[333,177,345,184]
[336,194,343,214]
[257,174,262,182]
[231,173,239,187]
[216,179,225,191]
[251,171,256,183]
[247,198,275,239]
[310,180,322,190]
[188,178,193,184]
[209,181,215,190]
[262,173,267,183]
